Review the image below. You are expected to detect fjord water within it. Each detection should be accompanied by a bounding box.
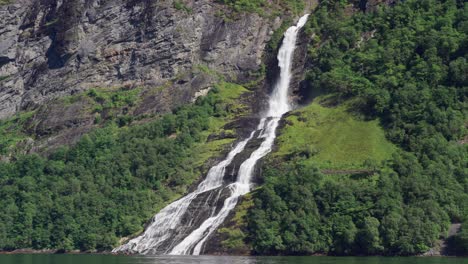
[113,14,310,255]
[1,255,467,264]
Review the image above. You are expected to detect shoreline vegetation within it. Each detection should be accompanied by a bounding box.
[0,249,464,257]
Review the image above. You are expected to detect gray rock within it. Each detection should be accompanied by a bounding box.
[0,0,281,119]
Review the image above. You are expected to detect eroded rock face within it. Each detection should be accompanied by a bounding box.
[0,0,280,119]
[290,26,312,105]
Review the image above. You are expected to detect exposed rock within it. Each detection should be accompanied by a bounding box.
[355,29,376,48]
[458,134,468,145]
[423,223,462,256]
[261,0,318,111]
[290,27,313,105]
[132,71,217,116]
[207,130,236,142]
[223,116,260,138]
[28,97,94,138]
[26,96,96,153]
[0,0,281,120]
[202,196,251,256]
[191,87,212,103]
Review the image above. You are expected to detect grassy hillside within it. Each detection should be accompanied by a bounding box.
[275,98,395,170]
[218,97,396,253]
[190,82,251,167]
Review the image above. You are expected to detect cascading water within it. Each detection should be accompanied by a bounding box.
[113,14,309,255]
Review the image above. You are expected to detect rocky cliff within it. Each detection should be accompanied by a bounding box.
[0,0,283,120]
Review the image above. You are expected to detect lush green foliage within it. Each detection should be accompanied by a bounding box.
[218,194,254,252]
[249,0,467,256]
[216,0,305,15]
[0,83,248,251]
[275,100,396,169]
[217,0,266,13]
[86,86,141,126]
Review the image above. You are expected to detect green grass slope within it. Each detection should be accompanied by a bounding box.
[275,99,395,170]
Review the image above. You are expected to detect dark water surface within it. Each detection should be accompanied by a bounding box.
[0,255,467,264]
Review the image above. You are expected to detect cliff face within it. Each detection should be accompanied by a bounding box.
[0,0,281,119]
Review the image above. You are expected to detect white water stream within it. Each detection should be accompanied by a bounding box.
[113,14,309,255]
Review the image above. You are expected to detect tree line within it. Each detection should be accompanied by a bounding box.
[248,0,467,256]
[0,87,234,251]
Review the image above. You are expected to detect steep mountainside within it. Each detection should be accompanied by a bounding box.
[227,0,467,256]
[0,0,318,253]
[0,0,466,256]
[0,0,281,120]
[0,0,317,155]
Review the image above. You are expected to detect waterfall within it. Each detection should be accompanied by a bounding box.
[113,14,309,255]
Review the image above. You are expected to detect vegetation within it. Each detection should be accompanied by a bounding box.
[0,0,466,257]
[267,19,293,52]
[218,194,254,252]
[216,0,306,16]
[0,0,12,6]
[85,86,141,126]
[0,82,250,251]
[217,0,267,14]
[173,1,192,13]
[275,100,396,169]
[86,87,140,110]
[0,111,35,155]
[0,86,143,156]
[248,0,467,256]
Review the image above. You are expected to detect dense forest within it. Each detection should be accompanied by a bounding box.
[0,84,247,251]
[248,0,467,256]
[0,0,466,256]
